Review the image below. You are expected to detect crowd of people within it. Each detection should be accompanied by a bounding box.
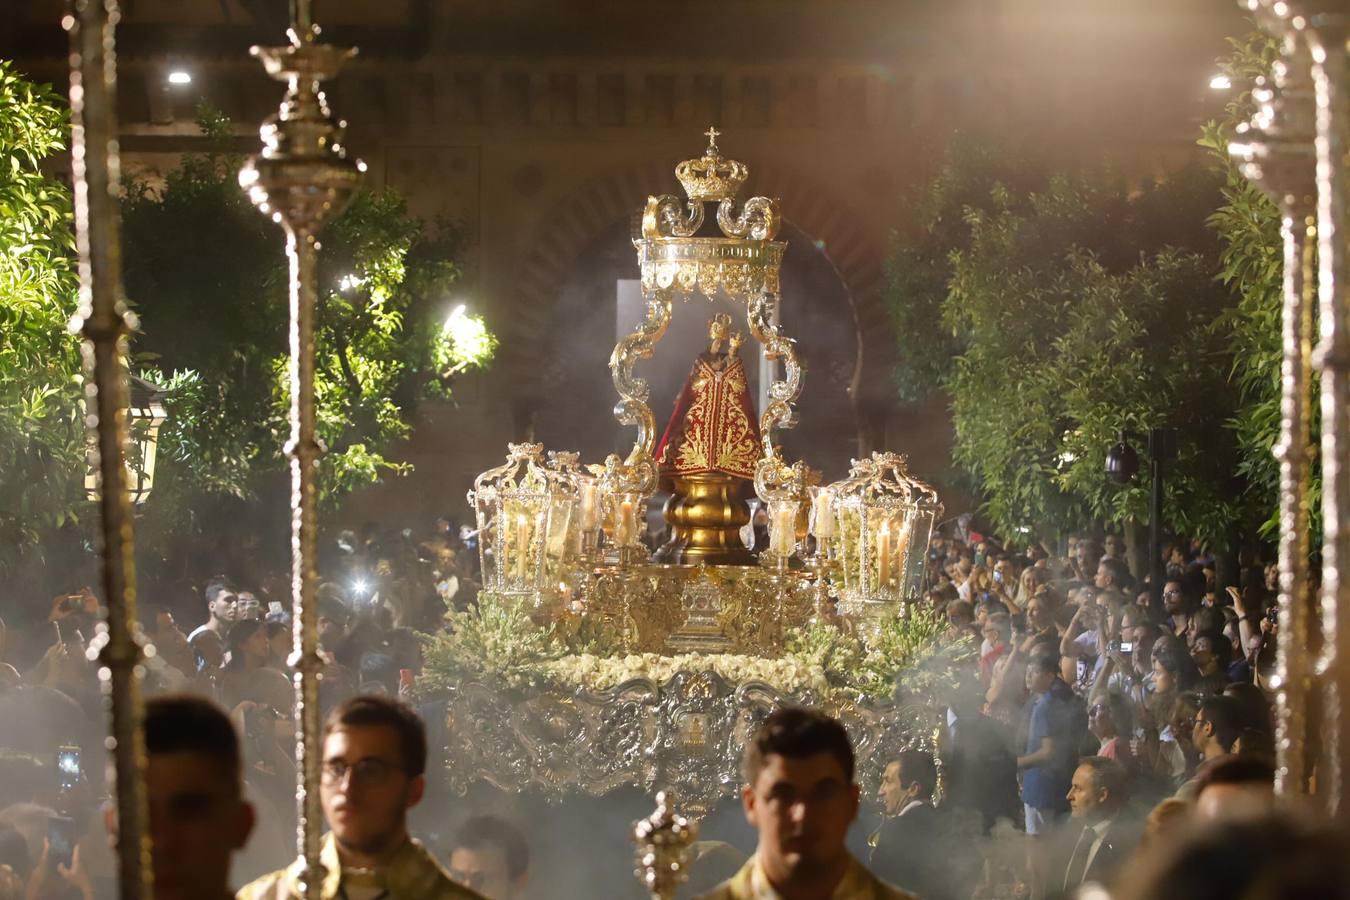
[0,510,1346,900]
[887,520,1300,899]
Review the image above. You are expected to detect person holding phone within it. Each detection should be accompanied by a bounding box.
[23,817,94,900]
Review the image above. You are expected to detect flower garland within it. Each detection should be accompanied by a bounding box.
[540,652,832,695]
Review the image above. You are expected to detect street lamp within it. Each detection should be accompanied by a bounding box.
[1104,427,1176,607]
[1104,432,1139,484]
[84,374,169,506]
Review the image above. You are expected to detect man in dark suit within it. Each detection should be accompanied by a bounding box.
[1052,756,1137,898]
[870,749,955,900]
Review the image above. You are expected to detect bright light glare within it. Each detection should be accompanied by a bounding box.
[1058,450,1078,466]
[338,273,365,293]
[446,306,491,357]
[448,310,491,358]
[1209,74,1232,91]
[351,578,370,596]
[437,304,496,376]
[167,71,192,86]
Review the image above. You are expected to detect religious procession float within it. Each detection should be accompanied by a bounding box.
[418,132,972,824]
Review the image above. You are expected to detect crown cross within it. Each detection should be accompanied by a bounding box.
[676,128,748,202]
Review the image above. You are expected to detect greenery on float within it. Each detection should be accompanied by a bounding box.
[417,590,974,704]
[882,32,1292,545]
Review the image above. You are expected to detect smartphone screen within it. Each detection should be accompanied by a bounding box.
[56,746,81,791]
[47,815,75,869]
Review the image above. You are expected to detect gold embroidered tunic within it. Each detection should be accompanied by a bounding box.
[236,833,485,900]
[656,353,761,482]
[696,854,917,900]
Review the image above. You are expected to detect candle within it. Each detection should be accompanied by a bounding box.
[771,505,796,556]
[615,500,635,546]
[514,514,529,579]
[811,490,835,539]
[896,518,912,569]
[579,482,599,531]
[876,521,892,588]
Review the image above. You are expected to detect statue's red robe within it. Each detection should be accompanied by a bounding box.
[655,351,761,484]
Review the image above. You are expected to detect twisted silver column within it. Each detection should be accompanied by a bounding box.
[64,1,152,896]
[1232,28,1318,797]
[1304,9,1350,816]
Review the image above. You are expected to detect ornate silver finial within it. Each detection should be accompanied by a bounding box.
[633,790,697,900]
[240,4,362,898]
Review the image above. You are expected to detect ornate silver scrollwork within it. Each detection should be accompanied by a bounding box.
[717,195,781,241]
[608,288,673,494]
[746,289,804,463]
[641,194,705,240]
[443,670,939,814]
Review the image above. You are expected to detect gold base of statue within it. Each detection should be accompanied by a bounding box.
[663,473,754,566]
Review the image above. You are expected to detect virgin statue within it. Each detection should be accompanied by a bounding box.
[654,313,761,564]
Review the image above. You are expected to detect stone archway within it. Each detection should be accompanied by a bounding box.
[507,158,891,453]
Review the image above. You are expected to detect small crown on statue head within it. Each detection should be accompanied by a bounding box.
[675,127,749,202]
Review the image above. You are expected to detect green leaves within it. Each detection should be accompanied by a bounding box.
[0,62,82,574]
[1201,31,1297,542]
[887,133,1247,542]
[122,105,493,540]
[418,591,566,693]
[417,591,970,703]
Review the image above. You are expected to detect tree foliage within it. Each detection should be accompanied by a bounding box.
[887,136,1246,542]
[882,141,1047,403]
[1199,31,1303,542]
[0,84,495,582]
[0,62,83,571]
[123,106,495,546]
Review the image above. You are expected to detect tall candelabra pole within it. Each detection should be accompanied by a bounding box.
[1307,9,1350,818]
[1232,21,1318,796]
[63,2,153,897]
[239,1,360,894]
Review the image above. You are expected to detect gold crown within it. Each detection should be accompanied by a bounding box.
[675,128,749,202]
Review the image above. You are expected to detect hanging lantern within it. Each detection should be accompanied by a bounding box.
[824,452,943,617]
[469,443,580,601]
[84,374,169,506]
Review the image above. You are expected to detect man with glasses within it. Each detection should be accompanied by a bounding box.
[239,695,483,899]
[697,707,914,899]
[1162,579,1195,638]
[1175,695,1243,803]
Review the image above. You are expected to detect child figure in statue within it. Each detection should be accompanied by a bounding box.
[654,313,762,565]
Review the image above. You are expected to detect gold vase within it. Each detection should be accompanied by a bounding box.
[663,473,754,566]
